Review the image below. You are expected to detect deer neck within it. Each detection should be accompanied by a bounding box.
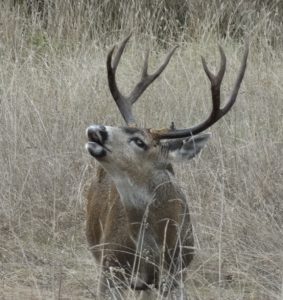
[111,163,174,218]
[113,175,154,212]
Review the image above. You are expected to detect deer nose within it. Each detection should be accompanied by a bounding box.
[86,125,108,144]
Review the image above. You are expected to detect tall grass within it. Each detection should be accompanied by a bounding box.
[0,1,282,299]
[5,0,283,50]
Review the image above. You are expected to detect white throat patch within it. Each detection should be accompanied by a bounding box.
[113,176,154,209]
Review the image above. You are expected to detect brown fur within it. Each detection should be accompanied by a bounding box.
[86,164,194,291]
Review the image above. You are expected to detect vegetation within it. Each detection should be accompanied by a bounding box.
[1,1,282,299]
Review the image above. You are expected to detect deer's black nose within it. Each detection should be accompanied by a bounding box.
[86,125,108,144]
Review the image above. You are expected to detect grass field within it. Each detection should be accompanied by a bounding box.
[0,1,282,299]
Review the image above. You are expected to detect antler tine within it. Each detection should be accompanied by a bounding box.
[112,33,132,71]
[221,41,249,115]
[141,49,150,80]
[107,34,136,126]
[198,45,226,123]
[151,42,249,140]
[107,34,177,126]
[129,46,178,105]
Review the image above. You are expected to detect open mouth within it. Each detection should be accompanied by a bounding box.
[86,141,107,158]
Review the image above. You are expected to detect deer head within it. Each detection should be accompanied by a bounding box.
[86,34,248,183]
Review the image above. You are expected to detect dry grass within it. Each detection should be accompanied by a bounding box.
[0,1,283,299]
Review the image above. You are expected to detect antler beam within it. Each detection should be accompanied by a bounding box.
[151,42,249,139]
[107,33,177,126]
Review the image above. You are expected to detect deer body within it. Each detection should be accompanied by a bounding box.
[85,35,248,299]
[86,164,194,290]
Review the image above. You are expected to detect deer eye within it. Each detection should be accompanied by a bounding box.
[130,137,148,150]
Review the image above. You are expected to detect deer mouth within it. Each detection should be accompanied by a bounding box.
[86,125,110,158]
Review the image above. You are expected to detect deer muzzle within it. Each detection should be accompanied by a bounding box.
[86,125,109,158]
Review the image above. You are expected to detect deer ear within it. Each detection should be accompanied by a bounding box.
[167,133,211,161]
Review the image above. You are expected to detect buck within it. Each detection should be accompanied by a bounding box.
[85,35,248,299]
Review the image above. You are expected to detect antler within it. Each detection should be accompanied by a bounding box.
[107,33,177,126]
[151,42,249,139]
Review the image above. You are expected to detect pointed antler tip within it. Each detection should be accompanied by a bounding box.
[170,45,179,55]
[244,41,250,55]
[201,56,208,69]
[120,32,133,45]
[107,45,116,65]
[218,45,226,60]
[109,45,116,54]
